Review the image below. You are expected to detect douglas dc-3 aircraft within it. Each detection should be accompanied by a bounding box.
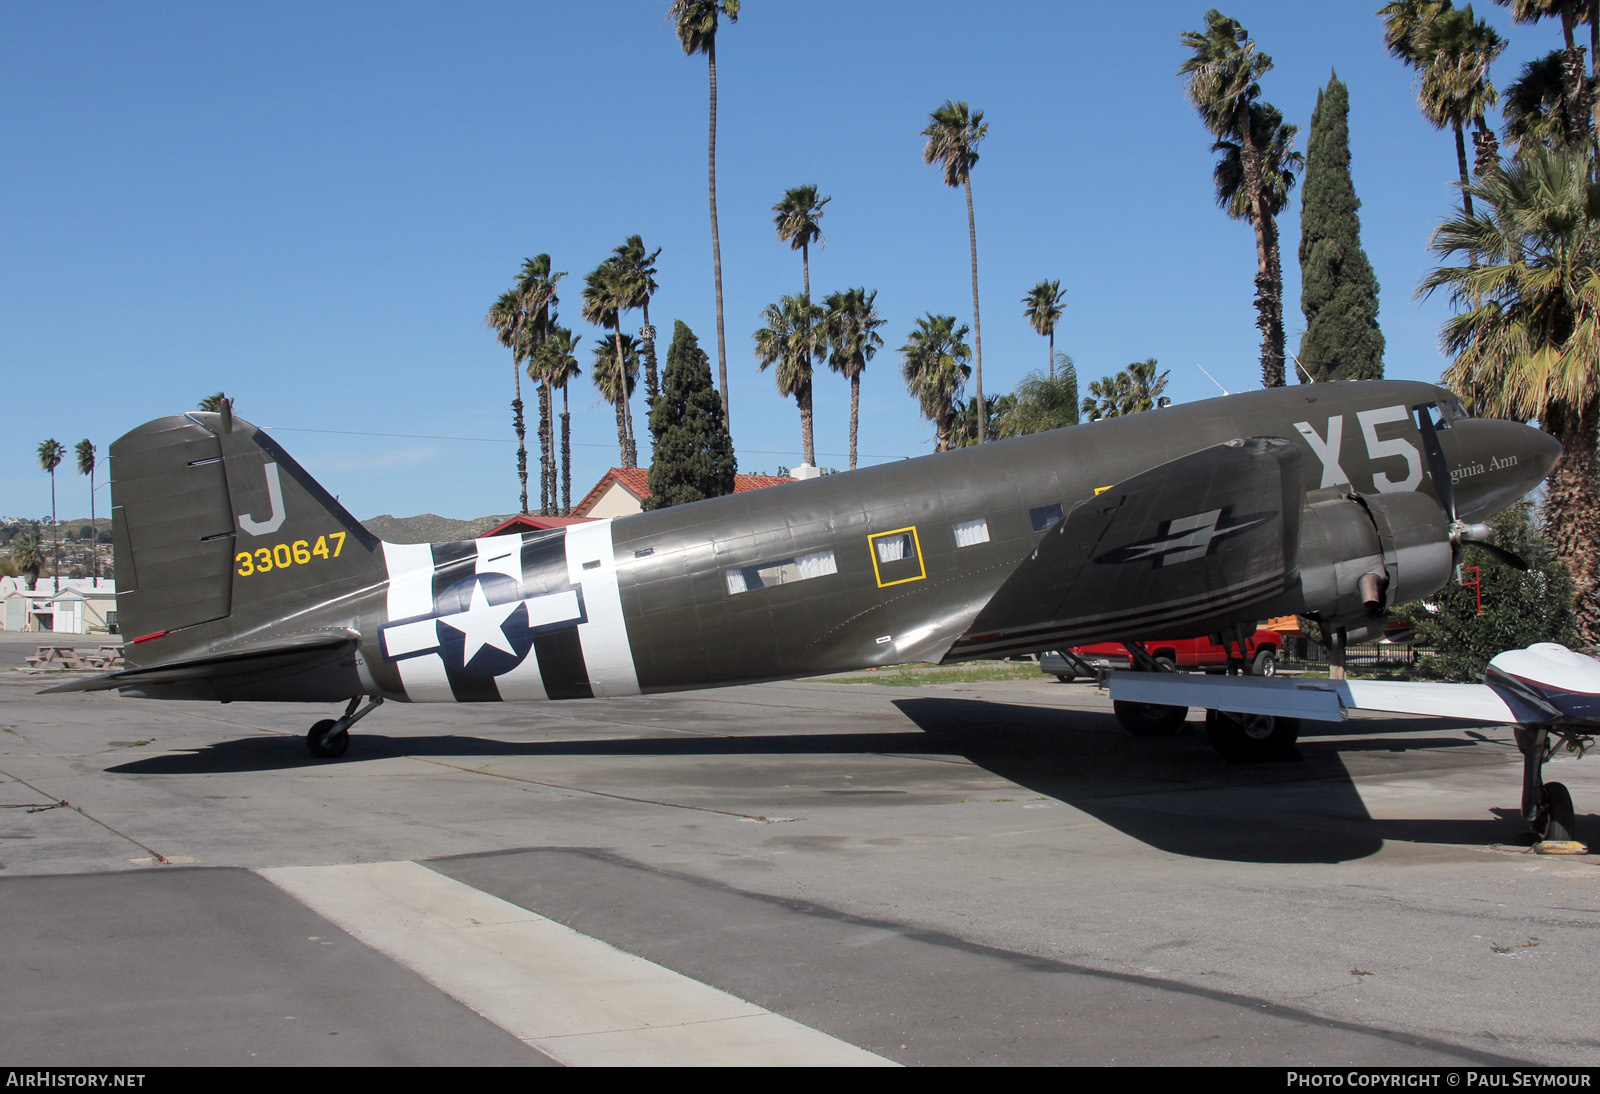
[50,379,1592,841]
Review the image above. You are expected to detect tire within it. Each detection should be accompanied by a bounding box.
[1205,708,1299,762]
[1055,674,1074,683]
[1251,649,1277,677]
[1537,782,1578,843]
[307,718,349,759]
[1153,655,1177,673]
[1113,700,1188,736]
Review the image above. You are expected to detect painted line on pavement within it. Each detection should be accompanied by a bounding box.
[258,860,896,1067]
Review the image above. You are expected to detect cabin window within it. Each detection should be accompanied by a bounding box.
[1029,503,1064,532]
[953,517,990,548]
[867,526,926,588]
[725,549,837,595]
[874,532,915,563]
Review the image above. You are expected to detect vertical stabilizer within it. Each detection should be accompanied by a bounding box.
[111,413,382,659]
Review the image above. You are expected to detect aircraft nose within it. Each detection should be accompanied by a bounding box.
[1448,418,1562,521]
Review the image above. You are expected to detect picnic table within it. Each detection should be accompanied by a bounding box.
[23,645,124,670]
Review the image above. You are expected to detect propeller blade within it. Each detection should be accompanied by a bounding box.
[1413,406,1457,523]
[1464,539,1531,571]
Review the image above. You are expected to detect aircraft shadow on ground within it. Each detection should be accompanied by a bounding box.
[104,696,1538,865]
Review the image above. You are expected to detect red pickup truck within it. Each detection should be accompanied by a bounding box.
[1042,628,1283,681]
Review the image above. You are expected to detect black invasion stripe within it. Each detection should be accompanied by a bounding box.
[521,529,593,700]
[534,627,593,700]
[427,540,501,703]
[518,529,570,595]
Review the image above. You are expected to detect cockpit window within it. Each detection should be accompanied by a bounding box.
[1415,402,1452,432]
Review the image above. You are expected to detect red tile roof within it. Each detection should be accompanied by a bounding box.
[481,513,596,537]
[572,468,792,517]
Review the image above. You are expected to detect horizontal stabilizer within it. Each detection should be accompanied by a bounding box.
[1108,671,1517,724]
[41,631,359,696]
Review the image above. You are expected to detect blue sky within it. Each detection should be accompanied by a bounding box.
[1,1,1563,524]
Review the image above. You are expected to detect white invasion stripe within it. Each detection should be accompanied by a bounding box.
[382,618,442,659]
[563,520,640,697]
[382,541,454,703]
[475,535,547,702]
[525,588,583,629]
[259,861,895,1068]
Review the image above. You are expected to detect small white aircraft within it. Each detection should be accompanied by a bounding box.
[1112,642,1597,847]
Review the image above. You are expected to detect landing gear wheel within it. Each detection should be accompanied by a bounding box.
[1055,674,1074,683]
[1534,782,1578,843]
[1251,650,1277,677]
[1205,708,1299,762]
[307,718,349,759]
[1113,700,1188,736]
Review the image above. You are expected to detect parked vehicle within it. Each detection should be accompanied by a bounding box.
[1042,629,1282,682]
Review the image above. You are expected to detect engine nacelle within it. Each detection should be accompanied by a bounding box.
[1293,489,1453,633]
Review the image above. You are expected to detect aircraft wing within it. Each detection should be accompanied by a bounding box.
[1109,671,1518,724]
[947,437,1303,660]
[41,630,359,697]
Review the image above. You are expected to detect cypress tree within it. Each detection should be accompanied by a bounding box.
[1298,74,1384,382]
[645,321,737,510]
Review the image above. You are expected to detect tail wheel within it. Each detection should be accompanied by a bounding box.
[307,719,349,759]
[1113,700,1188,736]
[1205,708,1299,762]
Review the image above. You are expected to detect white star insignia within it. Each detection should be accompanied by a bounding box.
[439,580,521,664]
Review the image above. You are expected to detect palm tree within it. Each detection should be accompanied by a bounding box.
[773,185,830,299]
[1082,359,1172,421]
[487,289,533,511]
[1213,102,1302,360]
[1380,0,1453,66]
[1419,6,1506,216]
[1022,280,1067,379]
[1495,0,1595,155]
[754,294,825,467]
[900,313,972,452]
[822,287,884,471]
[923,101,989,441]
[515,254,566,512]
[198,392,229,413]
[583,261,638,468]
[610,235,662,406]
[590,334,640,469]
[1179,10,1294,387]
[1504,50,1574,153]
[12,528,43,587]
[996,368,1080,438]
[75,439,97,582]
[1422,143,1600,639]
[37,439,64,592]
[540,325,582,513]
[671,0,740,424]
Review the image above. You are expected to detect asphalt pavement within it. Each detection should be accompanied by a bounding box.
[2,632,1596,1066]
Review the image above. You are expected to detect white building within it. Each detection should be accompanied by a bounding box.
[0,577,117,634]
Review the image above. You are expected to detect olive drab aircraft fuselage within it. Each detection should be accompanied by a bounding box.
[54,380,1560,765]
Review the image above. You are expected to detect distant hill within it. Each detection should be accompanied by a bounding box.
[360,513,519,543]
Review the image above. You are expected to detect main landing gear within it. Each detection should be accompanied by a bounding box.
[306,696,384,759]
[1110,639,1300,760]
[1516,725,1582,845]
